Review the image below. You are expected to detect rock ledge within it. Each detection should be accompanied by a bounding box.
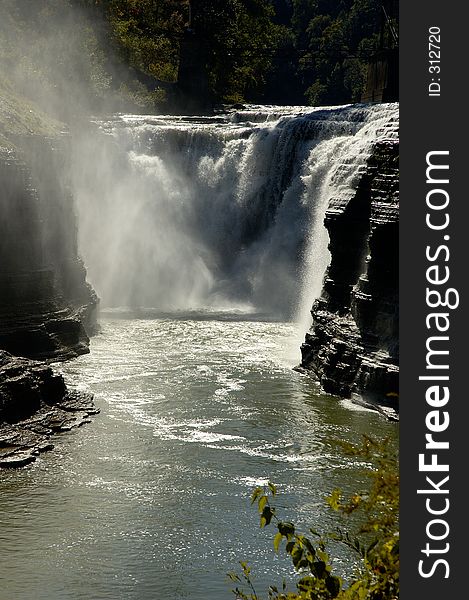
[0,350,98,468]
[301,119,399,417]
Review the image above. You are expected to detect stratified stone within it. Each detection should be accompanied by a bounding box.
[0,80,99,465]
[0,141,98,361]
[0,350,99,468]
[301,118,399,417]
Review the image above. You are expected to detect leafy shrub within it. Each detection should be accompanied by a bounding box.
[229,436,399,600]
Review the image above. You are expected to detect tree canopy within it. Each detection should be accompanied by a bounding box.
[95,0,398,106]
[0,0,398,114]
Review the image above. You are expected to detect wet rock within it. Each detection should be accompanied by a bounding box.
[301,119,399,416]
[0,350,98,468]
[0,451,37,469]
[0,83,99,465]
[0,137,98,361]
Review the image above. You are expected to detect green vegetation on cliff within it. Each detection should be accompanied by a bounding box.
[0,76,62,149]
[0,0,397,115]
[86,0,398,106]
[288,0,390,105]
[0,0,157,120]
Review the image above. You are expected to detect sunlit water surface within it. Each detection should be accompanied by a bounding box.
[0,315,397,599]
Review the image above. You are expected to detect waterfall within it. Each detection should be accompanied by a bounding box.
[72,103,398,326]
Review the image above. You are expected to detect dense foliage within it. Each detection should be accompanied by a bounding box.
[91,0,398,106]
[287,0,397,105]
[0,0,397,113]
[86,0,186,83]
[230,437,399,600]
[190,0,283,104]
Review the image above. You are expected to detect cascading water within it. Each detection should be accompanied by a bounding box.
[0,104,400,600]
[73,103,398,328]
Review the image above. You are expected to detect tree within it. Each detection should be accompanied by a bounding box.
[292,0,396,105]
[187,0,283,104]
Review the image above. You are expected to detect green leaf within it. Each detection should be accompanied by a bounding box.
[317,550,329,563]
[258,495,268,514]
[327,489,342,511]
[273,532,283,553]
[302,538,316,557]
[291,544,304,568]
[250,487,264,505]
[311,560,327,578]
[260,506,274,527]
[268,482,277,496]
[278,522,295,536]
[325,574,342,597]
[297,576,315,592]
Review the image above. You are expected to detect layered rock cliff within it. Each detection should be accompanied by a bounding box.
[301,118,399,416]
[0,81,98,361]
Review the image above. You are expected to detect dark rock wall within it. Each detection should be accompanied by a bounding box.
[0,136,98,361]
[301,121,399,411]
[0,349,99,468]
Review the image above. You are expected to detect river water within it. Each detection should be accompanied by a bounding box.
[0,314,397,600]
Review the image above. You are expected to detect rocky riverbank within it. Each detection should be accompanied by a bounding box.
[301,116,399,418]
[0,80,99,466]
[0,351,98,468]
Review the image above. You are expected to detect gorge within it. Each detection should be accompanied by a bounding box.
[0,98,399,599]
[0,101,399,462]
[0,85,99,467]
[73,103,398,407]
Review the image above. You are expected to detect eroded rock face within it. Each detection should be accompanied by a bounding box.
[0,350,98,468]
[0,138,98,360]
[0,104,99,464]
[301,121,399,416]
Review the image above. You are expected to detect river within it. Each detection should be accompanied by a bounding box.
[0,313,397,600]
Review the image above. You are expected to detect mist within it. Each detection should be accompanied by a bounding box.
[0,0,154,124]
[0,1,395,328]
[70,106,396,323]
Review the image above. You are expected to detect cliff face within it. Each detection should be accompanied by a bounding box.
[301,119,399,415]
[0,82,98,466]
[0,141,97,360]
[0,84,98,361]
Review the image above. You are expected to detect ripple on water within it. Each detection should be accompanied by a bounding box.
[0,317,397,600]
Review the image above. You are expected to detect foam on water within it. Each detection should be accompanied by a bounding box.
[74,104,398,347]
[0,316,398,600]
